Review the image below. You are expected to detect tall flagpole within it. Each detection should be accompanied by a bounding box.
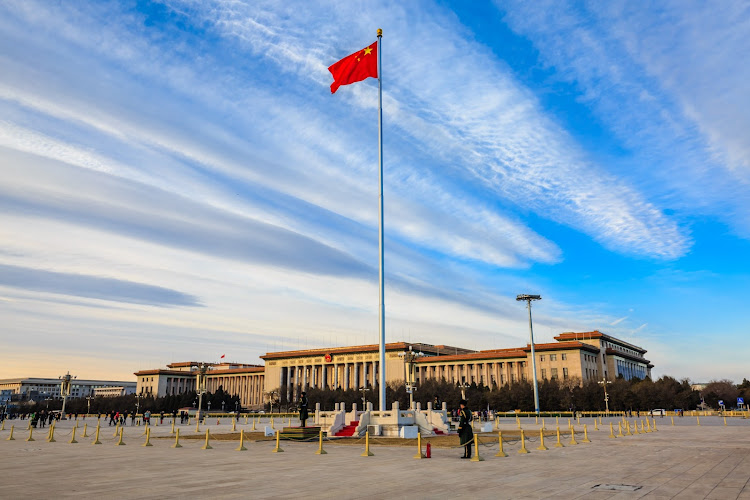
[376,28,386,411]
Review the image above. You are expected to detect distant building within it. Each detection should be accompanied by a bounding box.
[92,386,136,397]
[0,378,136,403]
[136,331,652,410]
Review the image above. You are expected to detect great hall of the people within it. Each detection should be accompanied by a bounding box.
[135,331,653,410]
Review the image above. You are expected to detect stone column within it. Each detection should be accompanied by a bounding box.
[354,362,360,389]
[344,363,350,390]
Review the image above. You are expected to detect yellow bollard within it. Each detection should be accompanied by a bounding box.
[69,427,78,444]
[92,424,101,445]
[632,420,640,434]
[599,416,602,425]
[594,419,599,431]
[47,424,56,442]
[626,421,632,436]
[201,429,212,450]
[195,418,200,433]
[232,418,236,432]
[556,416,559,425]
[116,427,125,446]
[577,415,580,425]
[26,420,31,431]
[361,430,374,457]
[144,427,154,447]
[26,427,35,442]
[217,417,220,426]
[671,416,674,426]
[517,417,522,429]
[288,417,291,426]
[270,417,274,429]
[173,428,182,448]
[554,427,564,448]
[617,422,624,437]
[518,429,529,454]
[6,425,14,441]
[568,418,572,429]
[271,429,283,453]
[652,419,657,432]
[494,416,499,430]
[724,416,727,426]
[646,419,652,432]
[245,415,248,425]
[414,431,426,459]
[697,416,700,426]
[542,418,546,430]
[582,424,591,443]
[537,429,548,451]
[315,428,327,455]
[113,422,120,438]
[535,415,538,425]
[236,429,247,451]
[639,420,645,433]
[495,431,508,457]
[470,433,485,462]
[569,427,578,445]
[81,423,88,438]
[171,420,175,435]
[252,418,257,431]
[609,422,616,439]
[0,419,4,431]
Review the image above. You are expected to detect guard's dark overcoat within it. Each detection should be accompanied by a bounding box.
[458,407,473,445]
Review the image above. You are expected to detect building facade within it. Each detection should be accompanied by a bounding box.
[0,378,136,402]
[135,331,651,410]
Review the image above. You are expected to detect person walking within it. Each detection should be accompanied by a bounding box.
[458,399,473,459]
[299,392,309,428]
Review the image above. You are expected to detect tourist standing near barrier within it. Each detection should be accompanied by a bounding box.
[458,399,474,459]
[299,392,309,428]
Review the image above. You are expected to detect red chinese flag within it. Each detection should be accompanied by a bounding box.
[328,41,378,94]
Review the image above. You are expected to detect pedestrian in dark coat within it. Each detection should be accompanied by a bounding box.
[458,399,473,459]
[299,392,309,428]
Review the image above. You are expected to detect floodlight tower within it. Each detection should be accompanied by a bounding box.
[517,294,542,414]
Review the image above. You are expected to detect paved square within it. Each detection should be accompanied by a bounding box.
[1,416,749,499]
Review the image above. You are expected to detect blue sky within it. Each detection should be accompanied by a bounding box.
[1,1,748,382]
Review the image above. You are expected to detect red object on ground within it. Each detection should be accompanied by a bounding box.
[333,421,360,437]
[426,443,431,458]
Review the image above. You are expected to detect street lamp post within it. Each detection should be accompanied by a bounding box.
[599,377,612,414]
[86,396,94,416]
[398,346,424,410]
[516,294,542,414]
[459,382,470,401]
[59,372,74,420]
[221,401,225,413]
[192,362,210,420]
[359,386,371,409]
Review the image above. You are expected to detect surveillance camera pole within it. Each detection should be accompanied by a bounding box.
[517,294,541,414]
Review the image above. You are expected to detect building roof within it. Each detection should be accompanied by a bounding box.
[416,340,599,364]
[133,369,195,377]
[604,348,651,365]
[260,342,475,360]
[207,366,264,375]
[554,331,647,354]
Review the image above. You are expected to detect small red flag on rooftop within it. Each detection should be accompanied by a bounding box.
[220,354,225,359]
[328,41,378,93]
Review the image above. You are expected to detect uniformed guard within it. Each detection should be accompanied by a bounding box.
[299,391,309,428]
[458,399,473,459]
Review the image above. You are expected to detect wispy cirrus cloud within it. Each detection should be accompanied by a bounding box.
[174,0,690,259]
[498,0,750,235]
